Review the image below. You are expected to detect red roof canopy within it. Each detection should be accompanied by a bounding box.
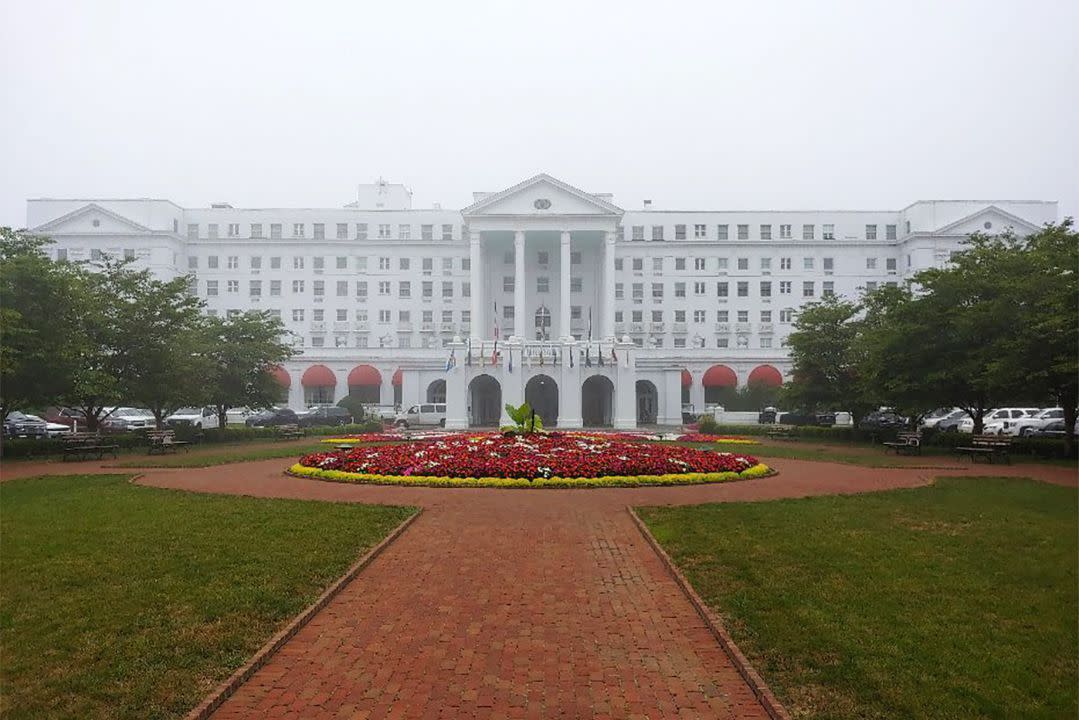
[392,368,403,387]
[748,364,783,387]
[347,364,382,386]
[269,366,291,388]
[702,364,738,388]
[681,369,692,387]
[301,364,336,387]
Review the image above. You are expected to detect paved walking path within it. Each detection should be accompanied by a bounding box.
[2,454,1075,719]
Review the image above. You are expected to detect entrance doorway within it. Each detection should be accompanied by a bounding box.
[468,374,502,427]
[525,374,559,426]
[581,375,614,427]
[635,380,658,424]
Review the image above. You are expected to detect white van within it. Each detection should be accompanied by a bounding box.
[394,403,447,428]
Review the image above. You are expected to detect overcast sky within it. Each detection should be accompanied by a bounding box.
[2,0,1077,225]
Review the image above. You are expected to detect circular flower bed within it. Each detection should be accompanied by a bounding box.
[319,430,759,445]
[293,432,771,488]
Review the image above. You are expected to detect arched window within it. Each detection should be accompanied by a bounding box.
[534,305,551,340]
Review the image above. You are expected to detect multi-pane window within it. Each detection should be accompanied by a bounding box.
[421,224,434,240]
[336,223,348,239]
[442,257,453,273]
[717,224,729,241]
[737,310,749,323]
[270,280,282,296]
[615,283,624,299]
[866,224,878,240]
[823,224,835,240]
[400,281,411,298]
[717,282,729,297]
[227,280,239,293]
[760,257,772,270]
[187,224,199,239]
[570,251,581,265]
[293,309,305,322]
[674,282,686,297]
[886,224,897,240]
[356,223,368,240]
[675,224,686,240]
[737,257,749,270]
[803,281,815,297]
[313,223,325,239]
[399,224,411,239]
[503,251,514,264]
[717,257,728,270]
[615,258,624,271]
[293,256,305,270]
[886,258,897,272]
[737,224,749,240]
[652,257,663,272]
[652,310,663,322]
[717,310,729,323]
[760,281,772,297]
[251,223,263,238]
[779,224,792,239]
[822,281,835,297]
[651,226,664,241]
[356,281,368,298]
[293,223,305,237]
[206,280,219,296]
[865,281,878,292]
[227,256,239,270]
[503,276,514,292]
[379,224,391,239]
[866,257,878,270]
[251,256,262,270]
[379,257,391,270]
[462,282,470,297]
[378,281,391,295]
[313,280,324,297]
[423,281,434,298]
[694,310,706,323]
[537,277,549,293]
[208,223,219,239]
[378,310,391,323]
[207,256,219,269]
[804,257,815,270]
[188,256,198,269]
[270,223,282,239]
[632,258,644,271]
[760,310,772,322]
[694,281,706,295]
[802,224,814,240]
[442,282,453,298]
[313,256,324,271]
[570,277,582,293]
[694,257,706,271]
[780,257,791,270]
[823,257,834,271]
[336,256,347,269]
[692,224,706,238]
[779,309,793,323]
[442,224,453,240]
[651,283,664,299]
[400,258,410,271]
[249,280,261,296]
[737,281,749,297]
[631,225,645,241]
[270,256,281,269]
[760,224,772,240]
[632,283,644,300]
[422,257,434,273]
[537,251,549,265]
[779,281,792,295]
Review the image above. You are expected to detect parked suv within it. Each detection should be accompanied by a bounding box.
[2,411,49,439]
[299,406,353,427]
[777,410,836,426]
[165,406,220,430]
[859,410,906,431]
[102,407,155,433]
[962,408,1041,434]
[394,403,447,428]
[1011,408,1065,437]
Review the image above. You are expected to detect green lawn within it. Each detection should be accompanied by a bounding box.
[639,477,1078,720]
[109,440,329,468]
[0,474,413,719]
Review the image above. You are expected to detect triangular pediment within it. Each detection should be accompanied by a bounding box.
[463,174,622,216]
[933,205,1040,236]
[32,203,153,234]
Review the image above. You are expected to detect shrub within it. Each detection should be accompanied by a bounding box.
[697,415,722,435]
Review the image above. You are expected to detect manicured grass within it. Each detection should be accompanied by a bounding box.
[108,440,328,468]
[639,477,1078,720]
[0,474,414,719]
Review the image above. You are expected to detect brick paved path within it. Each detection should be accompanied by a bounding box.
[2,454,1075,719]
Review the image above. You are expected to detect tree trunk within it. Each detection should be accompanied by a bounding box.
[1061,400,1077,459]
[216,405,228,431]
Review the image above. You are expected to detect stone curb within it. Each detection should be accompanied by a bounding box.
[183,508,423,720]
[628,507,793,720]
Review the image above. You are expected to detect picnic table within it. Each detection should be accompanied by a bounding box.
[955,434,1011,464]
[766,426,795,441]
[146,429,189,455]
[62,432,120,461]
[883,431,922,455]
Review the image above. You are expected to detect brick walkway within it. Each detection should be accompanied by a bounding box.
[2,454,1075,719]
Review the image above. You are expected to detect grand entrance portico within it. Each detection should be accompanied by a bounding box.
[446,174,635,429]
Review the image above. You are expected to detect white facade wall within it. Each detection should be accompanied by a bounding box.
[26,176,1057,427]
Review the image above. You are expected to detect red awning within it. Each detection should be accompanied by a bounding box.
[392,368,403,387]
[347,364,382,386]
[269,366,291,388]
[748,365,783,387]
[301,364,336,387]
[701,364,737,388]
[681,369,692,388]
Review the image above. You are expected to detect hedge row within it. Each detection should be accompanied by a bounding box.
[0,419,386,459]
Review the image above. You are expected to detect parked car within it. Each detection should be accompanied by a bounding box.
[44,406,89,429]
[101,407,155,433]
[25,414,72,437]
[1011,408,1066,437]
[961,408,1041,434]
[365,405,400,423]
[1031,420,1079,439]
[394,403,447,428]
[3,411,49,439]
[935,409,970,432]
[858,410,906,431]
[777,410,836,426]
[758,407,778,424]
[225,407,253,425]
[165,406,220,430]
[921,407,960,429]
[245,408,300,427]
[299,406,353,427]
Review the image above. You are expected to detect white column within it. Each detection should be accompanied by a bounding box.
[469,231,482,340]
[602,230,616,340]
[613,340,637,429]
[287,368,303,410]
[659,369,683,426]
[445,340,468,429]
[513,230,526,340]
[558,340,583,428]
[559,230,572,340]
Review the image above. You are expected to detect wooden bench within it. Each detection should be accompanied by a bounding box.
[62,432,120,461]
[955,434,1012,464]
[766,426,795,441]
[883,431,922,455]
[146,429,189,455]
[274,424,306,441]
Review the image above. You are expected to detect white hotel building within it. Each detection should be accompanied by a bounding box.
[26,174,1057,429]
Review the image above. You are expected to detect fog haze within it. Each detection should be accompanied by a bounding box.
[2,0,1077,223]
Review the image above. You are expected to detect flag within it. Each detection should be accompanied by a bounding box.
[507,347,513,373]
[598,343,605,366]
[465,339,472,366]
[588,307,593,341]
[585,344,592,367]
[525,346,531,368]
[611,346,617,364]
[480,342,485,367]
[569,345,574,368]
[445,348,456,372]
[539,348,545,366]
[493,301,499,340]
[491,339,498,365]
